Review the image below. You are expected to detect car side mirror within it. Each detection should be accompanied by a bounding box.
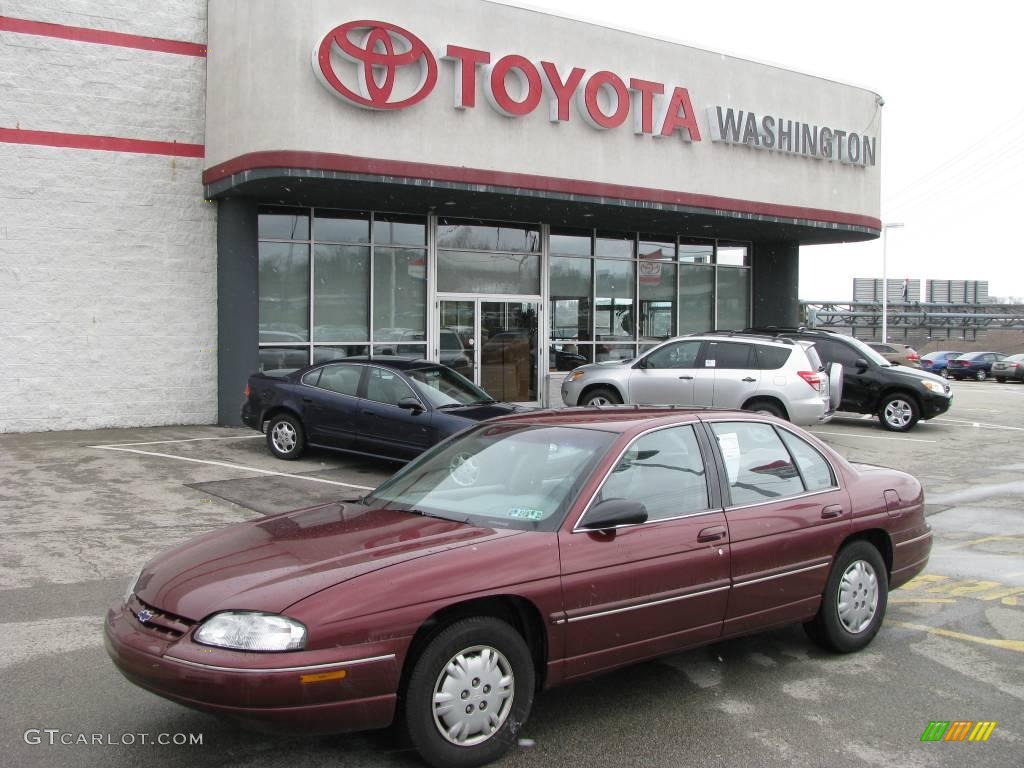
[855,358,869,371]
[579,499,648,530]
[633,357,651,370]
[397,396,424,412]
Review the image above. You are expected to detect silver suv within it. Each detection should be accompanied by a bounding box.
[560,333,840,425]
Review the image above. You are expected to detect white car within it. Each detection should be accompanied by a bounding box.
[560,332,841,425]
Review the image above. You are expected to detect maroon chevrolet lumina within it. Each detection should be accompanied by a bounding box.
[105,408,932,768]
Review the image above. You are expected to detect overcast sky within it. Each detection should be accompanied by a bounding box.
[500,0,1024,302]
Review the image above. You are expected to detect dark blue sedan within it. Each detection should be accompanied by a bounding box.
[946,351,1007,382]
[242,357,521,461]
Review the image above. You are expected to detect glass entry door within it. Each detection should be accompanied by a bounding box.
[438,298,540,403]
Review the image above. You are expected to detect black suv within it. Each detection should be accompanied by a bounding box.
[742,328,953,431]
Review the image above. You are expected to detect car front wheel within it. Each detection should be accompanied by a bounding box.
[405,617,534,768]
[878,393,919,432]
[805,540,889,653]
[580,387,622,406]
[996,377,1006,383]
[266,413,305,460]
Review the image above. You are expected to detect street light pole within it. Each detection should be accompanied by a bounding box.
[881,222,905,343]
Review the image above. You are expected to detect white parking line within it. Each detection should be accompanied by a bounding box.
[92,435,265,448]
[90,445,375,491]
[934,418,1024,432]
[811,430,937,444]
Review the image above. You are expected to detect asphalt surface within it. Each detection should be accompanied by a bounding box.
[1,379,1022,768]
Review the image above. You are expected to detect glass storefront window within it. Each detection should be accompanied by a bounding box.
[373,248,426,341]
[639,261,677,341]
[717,243,749,266]
[549,228,592,256]
[595,344,637,363]
[437,219,540,252]
[313,345,369,363]
[550,342,592,372]
[717,267,751,330]
[595,259,634,340]
[437,250,540,294]
[258,207,309,240]
[638,238,675,260]
[258,242,309,342]
[679,264,714,334]
[259,346,310,372]
[374,214,426,246]
[313,244,369,341]
[595,232,634,259]
[313,210,370,243]
[680,239,714,264]
[550,256,592,342]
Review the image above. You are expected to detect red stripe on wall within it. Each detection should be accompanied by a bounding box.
[0,16,206,57]
[203,150,881,231]
[0,128,204,158]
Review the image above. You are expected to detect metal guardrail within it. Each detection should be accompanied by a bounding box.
[801,302,1024,331]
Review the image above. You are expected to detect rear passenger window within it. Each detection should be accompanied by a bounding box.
[711,422,804,505]
[707,342,754,369]
[318,365,361,396]
[592,425,709,521]
[778,429,836,491]
[756,345,792,370]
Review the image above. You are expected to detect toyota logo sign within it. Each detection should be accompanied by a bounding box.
[313,20,437,110]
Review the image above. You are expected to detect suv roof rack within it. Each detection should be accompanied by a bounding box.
[704,329,795,345]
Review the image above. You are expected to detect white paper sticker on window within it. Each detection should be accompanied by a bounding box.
[717,432,740,483]
[705,359,716,367]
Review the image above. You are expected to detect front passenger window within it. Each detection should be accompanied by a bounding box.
[590,425,709,522]
[642,340,701,369]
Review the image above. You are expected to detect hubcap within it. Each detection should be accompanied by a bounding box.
[977,371,986,381]
[837,560,879,634]
[271,422,296,452]
[432,645,514,746]
[588,396,611,406]
[883,399,912,428]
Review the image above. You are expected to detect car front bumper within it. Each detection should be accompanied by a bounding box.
[919,391,953,420]
[105,602,400,734]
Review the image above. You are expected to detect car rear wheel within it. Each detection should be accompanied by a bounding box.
[804,540,888,653]
[580,387,622,406]
[975,369,988,382]
[743,399,785,419]
[405,617,534,768]
[266,413,305,460]
[996,377,1006,383]
[878,393,919,432]
[939,368,949,378]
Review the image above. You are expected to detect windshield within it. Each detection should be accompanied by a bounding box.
[406,365,493,407]
[364,424,615,531]
[841,336,893,367]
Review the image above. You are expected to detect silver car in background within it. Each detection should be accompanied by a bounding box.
[560,333,840,425]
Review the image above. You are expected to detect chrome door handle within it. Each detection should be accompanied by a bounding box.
[679,375,694,380]
[742,377,757,383]
[821,505,844,519]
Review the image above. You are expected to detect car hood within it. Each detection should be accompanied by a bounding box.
[135,503,522,620]
[438,402,527,421]
[884,365,947,387]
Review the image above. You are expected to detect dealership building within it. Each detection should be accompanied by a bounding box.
[0,0,882,432]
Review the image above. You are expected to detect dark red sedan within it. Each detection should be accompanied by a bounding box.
[106,408,932,768]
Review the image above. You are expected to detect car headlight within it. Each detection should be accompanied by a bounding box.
[568,369,586,382]
[124,569,143,605]
[194,611,307,651]
[920,379,945,394]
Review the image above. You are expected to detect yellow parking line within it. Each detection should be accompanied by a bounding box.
[935,535,1023,552]
[890,597,956,604]
[890,621,1024,653]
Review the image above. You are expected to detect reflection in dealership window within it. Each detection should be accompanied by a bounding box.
[778,429,836,491]
[711,422,805,505]
[593,426,709,521]
[314,244,369,342]
[678,264,715,334]
[259,242,310,343]
[717,266,750,331]
[406,366,493,408]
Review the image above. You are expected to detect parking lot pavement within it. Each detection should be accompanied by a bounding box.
[1,379,1021,768]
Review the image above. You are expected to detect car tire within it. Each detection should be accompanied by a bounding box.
[939,368,949,378]
[580,387,622,406]
[266,413,306,460]
[743,398,786,419]
[975,369,988,382]
[878,393,919,432]
[804,540,889,654]
[405,617,534,768]
[996,377,1006,383]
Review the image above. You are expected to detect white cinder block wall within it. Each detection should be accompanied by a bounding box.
[0,0,216,432]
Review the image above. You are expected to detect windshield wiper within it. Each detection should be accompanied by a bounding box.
[436,402,469,410]
[404,508,471,524]
[473,398,498,404]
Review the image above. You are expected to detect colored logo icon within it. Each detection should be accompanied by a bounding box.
[920,721,997,742]
[313,20,437,110]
